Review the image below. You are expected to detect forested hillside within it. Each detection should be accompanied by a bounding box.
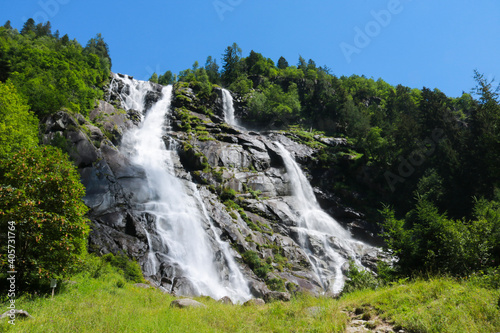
[0,19,111,290]
[151,43,500,277]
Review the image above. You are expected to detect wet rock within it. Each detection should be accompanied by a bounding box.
[248,281,270,298]
[217,296,234,305]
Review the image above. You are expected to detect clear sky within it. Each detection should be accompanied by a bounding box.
[1,0,498,97]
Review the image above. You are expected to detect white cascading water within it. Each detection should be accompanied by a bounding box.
[275,142,367,293]
[219,88,369,292]
[115,74,251,302]
[221,88,237,126]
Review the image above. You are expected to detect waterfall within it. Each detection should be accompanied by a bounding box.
[275,142,367,293]
[115,74,251,302]
[221,88,237,126]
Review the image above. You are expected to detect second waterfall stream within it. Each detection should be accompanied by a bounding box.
[221,89,373,294]
[115,74,252,302]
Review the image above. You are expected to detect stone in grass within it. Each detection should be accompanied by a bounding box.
[0,310,34,320]
[243,298,266,306]
[217,296,234,305]
[170,299,207,309]
[264,291,291,303]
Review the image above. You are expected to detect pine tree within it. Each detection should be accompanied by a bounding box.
[3,20,12,30]
[221,42,242,85]
[20,18,35,36]
[205,56,220,84]
[277,56,289,70]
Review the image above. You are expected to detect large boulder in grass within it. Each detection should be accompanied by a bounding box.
[217,296,234,305]
[264,291,291,303]
[243,298,266,306]
[169,299,206,309]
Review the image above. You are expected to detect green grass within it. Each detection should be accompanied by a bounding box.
[343,277,500,333]
[1,274,498,333]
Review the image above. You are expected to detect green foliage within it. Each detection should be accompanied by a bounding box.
[228,75,253,95]
[248,82,301,126]
[178,65,213,100]
[1,20,109,117]
[0,146,90,290]
[3,272,498,332]
[382,196,500,276]
[467,266,500,290]
[148,72,158,83]
[101,253,144,283]
[220,187,237,201]
[158,70,174,85]
[241,251,271,279]
[83,33,112,72]
[221,42,242,85]
[342,261,378,294]
[266,278,286,292]
[277,56,289,69]
[204,56,220,84]
[342,277,500,333]
[0,81,38,158]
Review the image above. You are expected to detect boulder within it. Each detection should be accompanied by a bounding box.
[264,291,291,303]
[170,299,206,309]
[217,296,234,305]
[243,298,265,307]
[0,309,33,320]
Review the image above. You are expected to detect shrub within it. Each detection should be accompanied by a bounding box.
[342,261,378,294]
[220,187,237,201]
[102,253,144,283]
[267,278,286,292]
[0,146,90,291]
[241,251,271,279]
[0,81,38,158]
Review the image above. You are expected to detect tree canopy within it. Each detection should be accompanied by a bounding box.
[0,146,90,290]
[0,81,38,158]
[0,19,110,117]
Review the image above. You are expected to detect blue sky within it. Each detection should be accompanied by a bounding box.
[1,0,498,97]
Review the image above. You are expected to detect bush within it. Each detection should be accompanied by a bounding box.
[267,278,286,292]
[220,187,237,201]
[241,251,271,279]
[0,81,38,158]
[102,253,144,283]
[381,197,500,276]
[0,146,90,291]
[342,261,378,294]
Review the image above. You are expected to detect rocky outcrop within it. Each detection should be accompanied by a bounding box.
[41,74,388,301]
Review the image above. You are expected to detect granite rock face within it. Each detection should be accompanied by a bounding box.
[41,74,389,300]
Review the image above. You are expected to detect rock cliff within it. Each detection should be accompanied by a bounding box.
[40,73,387,301]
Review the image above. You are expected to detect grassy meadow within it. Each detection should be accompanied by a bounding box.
[1,270,498,333]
